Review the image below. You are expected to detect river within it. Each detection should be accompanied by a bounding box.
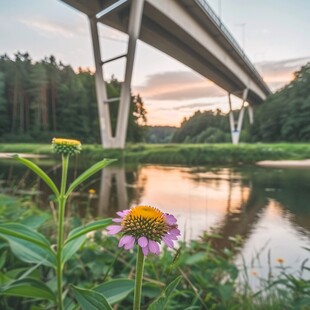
[1,159,310,284]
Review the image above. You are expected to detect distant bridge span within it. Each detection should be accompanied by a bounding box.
[61,0,271,147]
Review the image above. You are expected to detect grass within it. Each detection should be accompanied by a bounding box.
[1,143,310,165]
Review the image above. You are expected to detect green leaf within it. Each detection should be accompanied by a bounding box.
[63,219,113,263]
[62,235,86,263]
[0,250,6,269]
[66,159,116,197]
[0,271,11,286]
[94,279,134,304]
[0,223,56,267]
[72,285,112,310]
[1,278,56,301]
[65,219,112,245]
[218,284,233,302]
[142,283,161,298]
[12,154,59,198]
[148,276,182,310]
[184,252,205,266]
[20,214,49,229]
[0,223,51,250]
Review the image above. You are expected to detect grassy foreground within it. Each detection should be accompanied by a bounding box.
[1,143,310,165]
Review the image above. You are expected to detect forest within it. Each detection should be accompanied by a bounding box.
[0,52,147,143]
[0,53,309,144]
[250,62,310,142]
[171,62,310,143]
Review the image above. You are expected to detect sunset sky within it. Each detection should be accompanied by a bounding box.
[0,0,309,126]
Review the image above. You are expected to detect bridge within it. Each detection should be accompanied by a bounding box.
[61,0,271,148]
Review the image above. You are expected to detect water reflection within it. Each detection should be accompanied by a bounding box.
[1,160,310,276]
[98,167,128,215]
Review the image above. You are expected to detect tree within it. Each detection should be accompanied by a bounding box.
[29,63,49,132]
[172,109,229,143]
[251,62,310,142]
[0,53,147,143]
[0,72,8,136]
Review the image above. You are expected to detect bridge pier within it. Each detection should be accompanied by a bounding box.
[63,0,270,148]
[228,89,250,144]
[89,0,145,149]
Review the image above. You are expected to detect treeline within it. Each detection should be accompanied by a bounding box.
[172,110,232,143]
[144,126,177,143]
[250,62,310,142]
[0,52,147,143]
[144,110,233,144]
[1,52,309,145]
[169,63,310,144]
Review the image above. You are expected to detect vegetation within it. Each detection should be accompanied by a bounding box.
[251,62,310,142]
[1,52,309,309]
[1,143,310,165]
[144,126,177,144]
[0,53,147,143]
[172,110,231,143]
[168,63,310,144]
[1,53,309,146]
[0,193,309,309]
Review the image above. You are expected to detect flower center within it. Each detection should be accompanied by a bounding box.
[52,138,81,146]
[52,138,82,155]
[122,206,168,241]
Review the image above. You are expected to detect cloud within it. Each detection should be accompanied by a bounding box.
[173,102,219,111]
[19,17,86,38]
[99,25,127,43]
[135,71,225,100]
[255,56,310,90]
[135,57,310,101]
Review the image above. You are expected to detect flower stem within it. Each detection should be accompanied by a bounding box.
[133,246,145,310]
[56,154,69,310]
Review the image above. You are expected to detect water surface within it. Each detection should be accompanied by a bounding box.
[1,160,310,282]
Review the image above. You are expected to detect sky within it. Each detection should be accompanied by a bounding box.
[0,0,309,126]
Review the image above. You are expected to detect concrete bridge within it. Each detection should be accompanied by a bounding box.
[61,0,271,148]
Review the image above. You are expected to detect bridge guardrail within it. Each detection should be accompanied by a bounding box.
[196,0,268,89]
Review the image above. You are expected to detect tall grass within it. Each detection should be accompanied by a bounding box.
[1,143,310,165]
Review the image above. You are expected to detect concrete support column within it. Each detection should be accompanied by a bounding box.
[89,0,144,149]
[228,88,248,144]
[89,17,114,148]
[115,0,145,148]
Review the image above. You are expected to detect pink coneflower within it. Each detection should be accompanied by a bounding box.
[107,206,180,256]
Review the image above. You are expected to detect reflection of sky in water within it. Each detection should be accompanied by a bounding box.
[130,165,310,284]
[134,166,235,240]
[236,199,310,289]
[134,165,251,240]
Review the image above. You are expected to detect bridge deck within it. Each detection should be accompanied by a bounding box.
[61,0,271,104]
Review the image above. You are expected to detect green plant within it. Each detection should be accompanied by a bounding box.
[0,138,135,309]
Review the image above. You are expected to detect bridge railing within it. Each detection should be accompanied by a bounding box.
[196,0,267,87]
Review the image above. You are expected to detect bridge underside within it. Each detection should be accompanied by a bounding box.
[61,0,271,147]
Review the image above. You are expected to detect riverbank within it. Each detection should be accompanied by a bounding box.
[0,152,47,159]
[0,143,310,165]
[257,159,310,168]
